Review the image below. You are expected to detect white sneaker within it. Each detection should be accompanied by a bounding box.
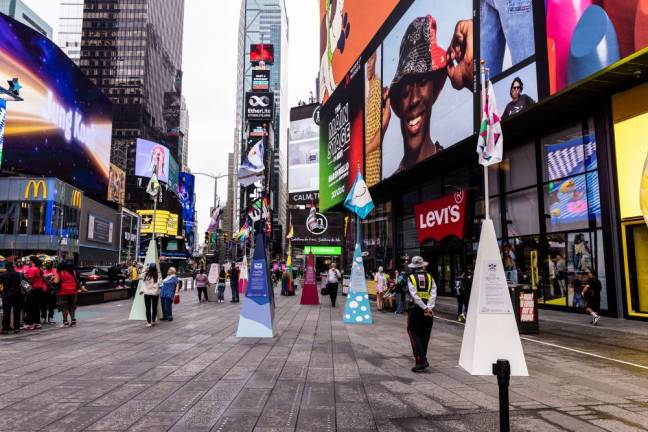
[146,323,152,328]
[593,315,600,325]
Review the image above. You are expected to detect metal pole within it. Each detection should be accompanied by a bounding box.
[152,193,157,258]
[481,62,490,221]
[213,176,219,211]
[493,360,511,432]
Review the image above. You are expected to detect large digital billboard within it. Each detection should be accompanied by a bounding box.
[381,0,475,180]
[0,14,112,202]
[178,172,196,250]
[135,138,170,184]
[290,209,344,246]
[319,0,400,104]
[107,163,125,205]
[289,105,320,199]
[319,63,364,211]
[546,1,648,94]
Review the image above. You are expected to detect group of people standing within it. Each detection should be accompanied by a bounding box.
[193,263,240,304]
[0,257,86,334]
[138,264,181,327]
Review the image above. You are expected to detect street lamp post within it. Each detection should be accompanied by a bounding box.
[193,172,228,211]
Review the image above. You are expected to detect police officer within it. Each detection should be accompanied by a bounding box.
[406,256,437,372]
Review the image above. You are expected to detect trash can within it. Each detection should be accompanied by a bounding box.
[509,284,539,334]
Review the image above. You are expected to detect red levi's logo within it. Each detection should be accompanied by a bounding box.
[414,190,468,243]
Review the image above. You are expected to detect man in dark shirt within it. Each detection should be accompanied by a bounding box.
[230,264,239,303]
[582,269,602,325]
[1,262,24,334]
[502,77,535,120]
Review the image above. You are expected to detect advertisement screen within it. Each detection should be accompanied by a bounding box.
[107,163,126,205]
[252,69,271,91]
[178,172,196,249]
[289,106,320,196]
[0,15,112,202]
[493,62,539,121]
[290,210,344,246]
[364,46,382,187]
[381,0,475,180]
[250,43,274,65]
[88,214,114,244]
[135,139,170,184]
[168,156,179,192]
[319,64,364,211]
[546,1,648,94]
[319,0,400,104]
[245,91,275,121]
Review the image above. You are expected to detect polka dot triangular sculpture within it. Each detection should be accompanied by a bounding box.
[343,243,373,325]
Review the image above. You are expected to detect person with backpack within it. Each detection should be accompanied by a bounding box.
[0,262,24,334]
[140,263,160,327]
[42,260,60,325]
[406,256,437,373]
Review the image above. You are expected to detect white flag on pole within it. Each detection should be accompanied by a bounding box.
[477,80,503,166]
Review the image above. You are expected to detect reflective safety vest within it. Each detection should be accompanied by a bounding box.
[409,272,433,303]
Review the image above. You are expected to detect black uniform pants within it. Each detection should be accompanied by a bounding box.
[2,296,23,331]
[327,282,338,307]
[407,307,434,366]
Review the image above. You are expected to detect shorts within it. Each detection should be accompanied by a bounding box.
[585,295,600,311]
[58,294,78,312]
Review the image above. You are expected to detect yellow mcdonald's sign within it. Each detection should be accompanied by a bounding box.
[71,190,82,208]
[24,180,47,200]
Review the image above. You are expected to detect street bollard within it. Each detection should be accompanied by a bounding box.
[493,359,511,432]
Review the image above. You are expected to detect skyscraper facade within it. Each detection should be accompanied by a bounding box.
[58,1,83,64]
[79,0,184,211]
[0,0,52,38]
[234,0,289,254]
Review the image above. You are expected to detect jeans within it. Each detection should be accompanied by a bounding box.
[327,282,338,307]
[505,269,518,284]
[457,293,467,316]
[217,284,225,301]
[230,280,239,302]
[395,292,405,314]
[480,0,534,76]
[161,297,173,320]
[144,294,159,324]
[2,295,23,331]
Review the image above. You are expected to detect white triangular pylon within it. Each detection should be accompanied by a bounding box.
[459,218,528,376]
[129,239,161,320]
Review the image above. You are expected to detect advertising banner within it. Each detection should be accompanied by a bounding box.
[168,156,179,192]
[319,64,364,211]
[0,99,5,168]
[381,0,475,181]
[289,104,320,196]
[250,43,274,65]
[290,210,344,246]
[289,191,320,206]
[414,190,468,244]
[135,139,171,184]
[546,1,648,94]
[88,214,114,244]
[107,163,125,205]
[245,91,275,121]
[0,14,112,202]
[137,210,179,236]
[319,0,400,104]
[178,172,196,250]
[252,69,271,91]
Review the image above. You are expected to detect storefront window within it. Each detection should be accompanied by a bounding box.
[18,202,28,234]
[505,187,540,237]
[0,202,15,235]
[541,121,596,182]
[544,174,597,233]
[503,140,536,192]
[31,202,46,235]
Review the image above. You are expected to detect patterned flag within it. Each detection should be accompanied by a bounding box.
[477,80,503,166]
[207,200,223,233]
[344,168,374,219]
[0,99,6,169]
[145,173,160,196]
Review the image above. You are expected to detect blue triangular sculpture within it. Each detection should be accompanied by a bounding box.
[236,234,276,337]
[343,243,373,324]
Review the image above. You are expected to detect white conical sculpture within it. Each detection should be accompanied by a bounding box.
[129,239,162,320]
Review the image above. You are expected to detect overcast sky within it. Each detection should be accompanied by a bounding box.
[23,0,319,235]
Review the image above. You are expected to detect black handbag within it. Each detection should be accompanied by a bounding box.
[20,275,33,296]
[320,286,329,296]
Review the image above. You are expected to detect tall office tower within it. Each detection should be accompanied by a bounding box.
[0,0,53,38]
[180,95,190,172]
[58,1,83,64]
[234,0,289,255]
[79,0,184,211]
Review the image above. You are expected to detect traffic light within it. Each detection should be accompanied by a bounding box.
[204,232,210,244]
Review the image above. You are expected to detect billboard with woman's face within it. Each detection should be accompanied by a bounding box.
[135,139,170,184]
[380,0,475,180]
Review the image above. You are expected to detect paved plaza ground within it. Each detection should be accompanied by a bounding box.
[3,286,648,431]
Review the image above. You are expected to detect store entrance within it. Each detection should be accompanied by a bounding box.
[623,221,648,317]
[422,237,465,297]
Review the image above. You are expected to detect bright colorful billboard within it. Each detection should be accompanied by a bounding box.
[134,138,170,184]
[546,1,648,94]
[319,0,400,104]
[0,14,112,202]
[107,163,125,205]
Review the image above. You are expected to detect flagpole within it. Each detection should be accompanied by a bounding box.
[481,60,490,221]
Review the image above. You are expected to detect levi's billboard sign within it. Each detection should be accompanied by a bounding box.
[414,190,468,243]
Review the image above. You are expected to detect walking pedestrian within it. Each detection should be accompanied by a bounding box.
[140,263,160,327]
[406,256,437,373]
[160,267,179,321]
[23,256,45,330]
[0,262,24,334]
[375,266,388,312]
[128,262,139,298]
[42,260,60,325]
[57,261,85,328]
[230,264,240,303]
[453,271,467,323]
[195,268,209,303]
[217,267,226,303]
[394,269,407,314]
[582,269,602,325]
[326,262,341,307]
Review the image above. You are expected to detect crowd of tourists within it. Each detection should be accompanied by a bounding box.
[0,256,88,334]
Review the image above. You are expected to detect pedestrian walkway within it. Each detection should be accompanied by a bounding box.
[2,290,648,431]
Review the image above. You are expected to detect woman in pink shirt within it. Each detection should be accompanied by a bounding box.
[57,261,84,327]
[194,268,209,303]
[23,256,46,329]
